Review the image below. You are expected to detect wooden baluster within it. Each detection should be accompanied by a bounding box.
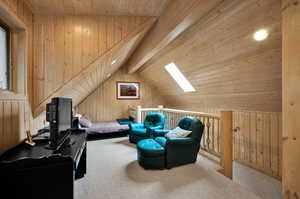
[169,112,171,129]
[205,117,208,151]
[206,117,211,151]
[169,112,172,129]
[200,117,204,149]
[217,119,220,154]
[166,112,169,129]
[212,118,215,153]
[172,112,175,128]
[171,112,173,128]
[203,117,207,150]
[175,112,177,127]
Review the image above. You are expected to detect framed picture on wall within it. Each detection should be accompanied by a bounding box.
[116,81,140,100]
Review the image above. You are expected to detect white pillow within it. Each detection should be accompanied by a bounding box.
[165,127,192,138]
[79,116,92,128]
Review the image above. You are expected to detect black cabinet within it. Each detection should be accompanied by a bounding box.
[0,130,87,199]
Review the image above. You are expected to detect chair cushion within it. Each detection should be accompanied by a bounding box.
[131,128,147,136]
[155,137,167,147]
[137,139,165,157]
[165,127,192,138]
[178,118,194,131]
[144,113,164,128]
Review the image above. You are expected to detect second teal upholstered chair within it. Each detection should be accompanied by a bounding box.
[129,112,165,144]
[150,117,204,168]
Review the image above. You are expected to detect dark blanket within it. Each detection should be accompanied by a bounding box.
[116,118,135,125]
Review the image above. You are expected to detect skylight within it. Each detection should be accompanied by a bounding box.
[164,63,195,92]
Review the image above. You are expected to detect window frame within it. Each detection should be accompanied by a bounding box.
[0,20,11,91]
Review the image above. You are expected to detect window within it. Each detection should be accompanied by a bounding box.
[164,62,195,92]
[0,21,10,90]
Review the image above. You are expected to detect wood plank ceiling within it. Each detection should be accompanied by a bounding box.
[138,0,282,112]
[26,0,170,16]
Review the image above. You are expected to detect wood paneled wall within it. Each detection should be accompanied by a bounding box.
[233,111,282,179]
[282,0,300,197]
[33,17,156,117]
[33,15,150,110]
[0,0,34,153]
[139,0,282,112]
[76,66,167,122]
[171,105,282,180]
[0,100,31,152]
[0,0,33,26]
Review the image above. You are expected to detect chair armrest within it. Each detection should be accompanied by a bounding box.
[166,137,198,152]
[129,123,144,130]
[166,137,194,145]
[151,129,170,137]
[165,137,200,168]
[149,126,163,130]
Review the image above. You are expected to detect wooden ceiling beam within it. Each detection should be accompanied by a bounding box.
[126,0,223,74]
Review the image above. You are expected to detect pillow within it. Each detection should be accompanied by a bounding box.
[79,116,92,128]
[165,127,192,138]
[74,113,82,118]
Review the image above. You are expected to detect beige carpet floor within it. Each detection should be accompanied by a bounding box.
[233,162,282,199]
[75,137,263,199]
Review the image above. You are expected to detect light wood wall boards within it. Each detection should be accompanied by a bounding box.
[170,105,282,180]
[139,0,282,112]
[33,15,151,111]
[76,66,167,122]
[26,0,170,16]
[233,111,282,180]
[0,0,34,99]
[0,100,31,152]
[282,0,300,198]
[0,0,33,27]
[0,0,35,153]
[33,17,157,117]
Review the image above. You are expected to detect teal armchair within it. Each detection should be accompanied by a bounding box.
[129,113,165,143]
[151,117,204,168]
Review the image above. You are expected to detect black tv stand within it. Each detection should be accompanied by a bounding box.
[0,130,87,199]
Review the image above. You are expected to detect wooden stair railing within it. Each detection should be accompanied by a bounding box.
[138,107,233,179]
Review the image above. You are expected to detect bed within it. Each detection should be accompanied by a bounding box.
[75,115,133,139]
[83,121,130,135]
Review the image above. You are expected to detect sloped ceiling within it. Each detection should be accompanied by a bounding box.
[138,0,282,112]
[126,0,223,73]
[26,0,170,16]
[33,17,157,117]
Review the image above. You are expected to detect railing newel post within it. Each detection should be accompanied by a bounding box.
[220,110,233,179]
[137,105,142,123]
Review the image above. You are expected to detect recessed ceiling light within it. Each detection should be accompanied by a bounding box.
[253,29,268,41]
[111,59,117,65]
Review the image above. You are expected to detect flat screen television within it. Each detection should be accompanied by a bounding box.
[46,97,73,150]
